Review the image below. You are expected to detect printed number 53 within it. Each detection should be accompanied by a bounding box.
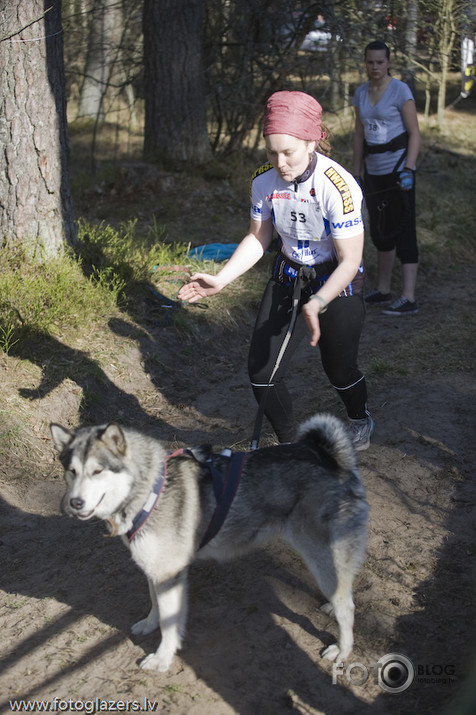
[291,211,306,223]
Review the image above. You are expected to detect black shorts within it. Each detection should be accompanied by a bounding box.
[363,171,419,263]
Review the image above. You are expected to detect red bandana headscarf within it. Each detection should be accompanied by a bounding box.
[263,91,325,142]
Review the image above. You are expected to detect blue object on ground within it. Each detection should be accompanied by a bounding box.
[188,244,238,261]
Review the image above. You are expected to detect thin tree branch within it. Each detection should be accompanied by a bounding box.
[0,4,54,43]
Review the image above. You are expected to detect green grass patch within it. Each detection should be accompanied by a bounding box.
[0,217,268,355]
[76,217,190,284]
[0,247,121,349]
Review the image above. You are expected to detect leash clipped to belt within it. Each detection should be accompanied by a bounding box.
[249,265,316,451]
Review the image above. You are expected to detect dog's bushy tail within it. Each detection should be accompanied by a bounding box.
[296,413,358,474]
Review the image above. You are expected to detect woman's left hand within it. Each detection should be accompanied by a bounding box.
[302,230,364,346]
[301,299,322,347]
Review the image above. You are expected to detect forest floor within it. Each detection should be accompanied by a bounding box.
[0,100,475,714]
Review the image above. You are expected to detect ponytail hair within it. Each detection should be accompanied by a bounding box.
[316,124,331,156]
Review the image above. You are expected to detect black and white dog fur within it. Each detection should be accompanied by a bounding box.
[51,413,368,672]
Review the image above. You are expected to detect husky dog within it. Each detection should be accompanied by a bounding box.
[51,413,368,673]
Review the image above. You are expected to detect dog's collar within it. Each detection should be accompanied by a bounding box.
[127,448,185,542]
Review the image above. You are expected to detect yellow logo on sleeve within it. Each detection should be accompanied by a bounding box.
[324,167,354,214]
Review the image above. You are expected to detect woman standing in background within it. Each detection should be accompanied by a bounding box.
[353,40,421,315]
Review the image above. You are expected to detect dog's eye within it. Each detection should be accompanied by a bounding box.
[69,467,77,477]
[92,468,103,476]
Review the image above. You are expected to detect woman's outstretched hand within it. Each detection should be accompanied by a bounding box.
[178,273,223,303]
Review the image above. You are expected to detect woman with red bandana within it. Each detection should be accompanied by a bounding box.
[178,91,373,450]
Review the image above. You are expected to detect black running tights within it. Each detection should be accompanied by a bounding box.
[248,279,368,443]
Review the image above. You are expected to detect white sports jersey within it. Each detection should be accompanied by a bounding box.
[250,153,363,266]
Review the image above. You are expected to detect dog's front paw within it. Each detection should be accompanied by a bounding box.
[140,651,173,673]
[321,643,342,662]
[131,616,159,636]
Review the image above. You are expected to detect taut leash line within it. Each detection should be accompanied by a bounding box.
[249,266,316,450]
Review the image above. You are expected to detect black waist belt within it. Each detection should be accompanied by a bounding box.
[274,252,338,279]
[364,131,408,155]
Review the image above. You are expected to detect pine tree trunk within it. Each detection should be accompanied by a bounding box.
[143,0,211,163]
[0,0,76,257]
[404,0,418,94]
[77,0,124,121]
[436,0,457,128]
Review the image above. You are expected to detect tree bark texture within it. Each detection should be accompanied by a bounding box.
[437,0,457,127]
[0,0,76,257]
[404,0,419,94]
[77,0,124,121]
[143,0,211,163]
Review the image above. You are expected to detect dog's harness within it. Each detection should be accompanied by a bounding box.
[199,449,248,549]
[126,448,249,549]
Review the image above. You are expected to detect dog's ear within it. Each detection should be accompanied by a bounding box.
[100,423,127,456]
[50,423,74,451]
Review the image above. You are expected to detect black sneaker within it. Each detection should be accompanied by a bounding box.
[382,296,419,315]
[365,289,392,304]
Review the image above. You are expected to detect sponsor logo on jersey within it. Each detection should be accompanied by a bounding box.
[267,191,291,201]
[249,161,274,195]
[331,216,363,229]
[291,246,320,261]
[324,167,354,214]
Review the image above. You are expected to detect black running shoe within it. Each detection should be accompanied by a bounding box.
[382,296,419,315]
[365,289,392,304]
